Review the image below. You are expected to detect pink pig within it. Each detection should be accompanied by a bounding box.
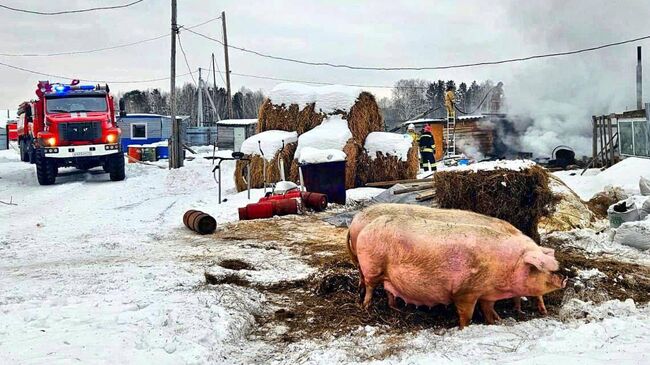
[347,204,553,319]
[352,214,566,329]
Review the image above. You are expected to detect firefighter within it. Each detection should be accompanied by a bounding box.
[406,123,419,142]
[419,124,436,171]
[444,85,456,119]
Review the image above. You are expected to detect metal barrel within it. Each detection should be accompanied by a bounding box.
[183,210,202,229]
[238,202,274,220]
[301,192,328,212]
[183,210,217,234]
[271,199,298,216]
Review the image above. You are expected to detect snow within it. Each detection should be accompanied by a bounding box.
[269,83,362,113]
[294,115,352,161]
[2,146,650,364]
[613,218,650,250]
[240,130,297,160]
[577,268,606,280]
[444,159,537,172]
[346,187,385,204]
[364,132,413,161]
[554,157,650,200]
[217,118,258,126]
[297,146,346,164]
[548,228,650,266]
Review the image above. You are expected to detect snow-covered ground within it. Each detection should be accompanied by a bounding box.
[1,148,649,364]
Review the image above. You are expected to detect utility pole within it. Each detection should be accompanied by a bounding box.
[169,0,182,168]
[222,11,233,119]
[197,67,203,127]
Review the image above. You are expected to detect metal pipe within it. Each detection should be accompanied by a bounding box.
[247,160,251,200]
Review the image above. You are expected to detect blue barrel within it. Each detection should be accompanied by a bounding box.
[300,161,347,205]
[156,145,169,159]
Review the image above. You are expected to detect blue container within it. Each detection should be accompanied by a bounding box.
[458,159,470,166]
[156,145,169,159]
[300,161,347,205]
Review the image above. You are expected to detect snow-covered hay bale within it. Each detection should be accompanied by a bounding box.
[433,160,553,242]
[260,83,383,142]
[234,130,297,192]
[257,99,324,135]
[357,132,419,185]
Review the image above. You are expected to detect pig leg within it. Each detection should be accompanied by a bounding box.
[362,281,377,310]
[455,295,479,329]
[536,296,548,315]
[357,272,366,303]
[478,300,501,324]
[513,297,525,314]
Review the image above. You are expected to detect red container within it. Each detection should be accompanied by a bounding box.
[258,190,301,202]
[271,198,299,216]
[127,145,142,163]
[301,192,328,212]
[239,202,274,220]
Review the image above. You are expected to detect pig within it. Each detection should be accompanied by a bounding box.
[346,204,552,318]
[353,215,566,329]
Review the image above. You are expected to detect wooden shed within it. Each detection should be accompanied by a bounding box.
[216,119,257,151]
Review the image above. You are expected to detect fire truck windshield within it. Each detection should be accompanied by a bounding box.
[46,96,108,114]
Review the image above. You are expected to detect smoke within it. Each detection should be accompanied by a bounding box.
[503,1,650,158]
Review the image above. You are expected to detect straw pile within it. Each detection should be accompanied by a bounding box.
[234,143,297,192]
[357,140,419,185]
[433,165,553,242]
[257,100,325,135]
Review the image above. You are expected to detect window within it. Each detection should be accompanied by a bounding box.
[131,123,147,139]
[46,96,107,113]
[633,121,649,157]
[619,122,634,156]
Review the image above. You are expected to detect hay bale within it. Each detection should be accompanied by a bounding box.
[433,163,553,242]
[347,92,384,143]
[234,143,297,192]
[257,99,325,135]
[358,132,419,185]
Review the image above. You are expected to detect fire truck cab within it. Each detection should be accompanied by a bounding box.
[17,80,125,185]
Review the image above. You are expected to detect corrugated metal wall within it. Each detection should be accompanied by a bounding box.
[216,124,257,150]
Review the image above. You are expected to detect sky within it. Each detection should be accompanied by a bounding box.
[1,0,650,155]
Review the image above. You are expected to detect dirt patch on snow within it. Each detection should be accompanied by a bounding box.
[206,213,650,344]
[219,259,256,271]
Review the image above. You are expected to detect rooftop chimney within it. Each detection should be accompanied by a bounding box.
[637,46,643,110]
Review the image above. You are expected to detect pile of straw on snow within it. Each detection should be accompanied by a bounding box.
[357,132,419,186]
[257,100,324,135]
[433,161,553,242]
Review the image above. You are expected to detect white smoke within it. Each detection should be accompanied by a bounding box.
[502,1,650,158]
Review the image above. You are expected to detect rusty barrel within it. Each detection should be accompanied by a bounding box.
[271,198,298,216]
[238,202,274,220]
[183,209,217,234]
[301,192,328,212]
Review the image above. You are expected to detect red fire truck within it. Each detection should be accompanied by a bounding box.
[17,80,125,185]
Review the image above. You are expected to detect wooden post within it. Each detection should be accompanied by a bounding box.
[599,116,606,167]
[222,11,233,119]
[607,114,615,166]
[592,115,598,166]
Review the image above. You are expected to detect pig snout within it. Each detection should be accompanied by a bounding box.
[550,272,567,289]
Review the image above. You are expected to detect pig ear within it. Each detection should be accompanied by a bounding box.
[540,247,555,257]
[523,250,559,272]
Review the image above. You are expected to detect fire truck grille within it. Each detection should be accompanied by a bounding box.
[58,122,102,142]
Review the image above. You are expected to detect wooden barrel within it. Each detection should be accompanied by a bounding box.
[301,192,328,212]
[183,209,217,234]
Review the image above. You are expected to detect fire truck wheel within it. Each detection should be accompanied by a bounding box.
[106,153,125,181]
[35,153,57,185]
[19,139,28,162]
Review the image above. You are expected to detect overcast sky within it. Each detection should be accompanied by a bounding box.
[2,0,650,154]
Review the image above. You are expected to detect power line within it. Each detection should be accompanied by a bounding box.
[185,27,650,71]
[177,33,197,85]
[0,0,145,15]
[0,59,195,84]
[0,15,221,57]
